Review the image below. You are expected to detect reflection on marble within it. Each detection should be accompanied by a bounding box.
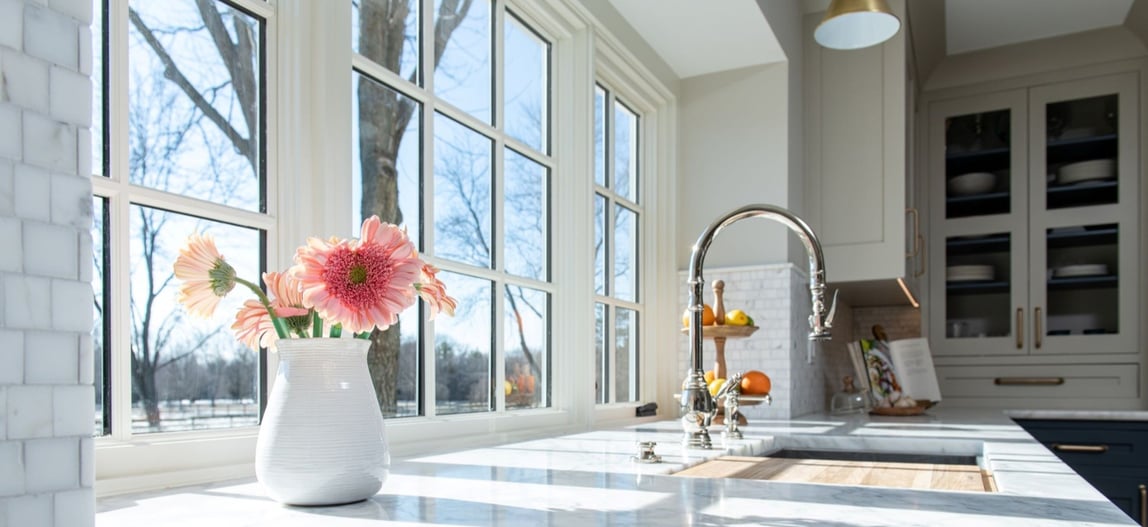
[96,408,1137,526]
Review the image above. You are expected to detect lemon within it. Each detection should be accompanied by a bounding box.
[707,378,726,396]
[504,380,513,396]
[725,309,752,326]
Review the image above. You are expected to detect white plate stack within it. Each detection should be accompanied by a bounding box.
[946,264,994,282]
[1057,159,1115,185]
[1051,264,1108,278]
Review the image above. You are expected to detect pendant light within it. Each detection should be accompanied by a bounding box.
[815,0,901,50]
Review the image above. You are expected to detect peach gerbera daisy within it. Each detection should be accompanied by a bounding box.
[292,216,423,334]
[232,272,310,350]
[415,263,457,319]
[174,234,236,318]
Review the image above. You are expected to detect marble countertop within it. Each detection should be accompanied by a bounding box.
[96,408,1138,526]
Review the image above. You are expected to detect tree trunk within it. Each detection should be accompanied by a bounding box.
[358,0,411,414]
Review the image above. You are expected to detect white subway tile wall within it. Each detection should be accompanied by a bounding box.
[1,0,95,525]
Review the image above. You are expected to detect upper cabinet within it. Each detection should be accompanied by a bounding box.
[927,72,1140,359]
[803,0,922,304]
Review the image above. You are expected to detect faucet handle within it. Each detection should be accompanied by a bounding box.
[825,289,839,327]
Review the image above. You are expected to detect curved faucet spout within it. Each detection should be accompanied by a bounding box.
[680,204,836,449]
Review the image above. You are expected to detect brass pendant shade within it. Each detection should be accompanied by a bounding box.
[815,0,901,50]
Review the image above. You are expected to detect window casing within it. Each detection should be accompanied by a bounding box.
[594,83,643,404]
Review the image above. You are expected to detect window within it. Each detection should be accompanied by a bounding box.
[92,0,272,437]
[89,0,673,490]
[594,84,642,404]
[351,1,552,416]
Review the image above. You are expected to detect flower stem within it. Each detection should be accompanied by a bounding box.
[312,312,323,338]
[235,277,289,339]
[329,323,342,338]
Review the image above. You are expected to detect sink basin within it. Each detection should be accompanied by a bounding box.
[675,449,995,492]
[768,448,976,465]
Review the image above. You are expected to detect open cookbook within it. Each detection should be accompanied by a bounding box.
[847,337,942,408]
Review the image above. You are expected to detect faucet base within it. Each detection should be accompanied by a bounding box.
[682,430,713,450]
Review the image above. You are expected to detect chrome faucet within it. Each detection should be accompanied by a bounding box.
[680,204,838,449]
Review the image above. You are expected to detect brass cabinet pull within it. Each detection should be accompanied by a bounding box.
[1016,307,1024,349]
[1139,484,1146,527]
[1035,306,1043,349]
[1052,443,1109,453]
[994,377,1065,386]
[905,208,920,258]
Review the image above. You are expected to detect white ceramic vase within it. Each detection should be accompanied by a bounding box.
[255,338,390,506]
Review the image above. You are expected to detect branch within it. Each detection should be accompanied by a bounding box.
[128,7,254,167]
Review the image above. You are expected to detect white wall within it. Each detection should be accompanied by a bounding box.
[0,0,95,525]
[675,63,793,270]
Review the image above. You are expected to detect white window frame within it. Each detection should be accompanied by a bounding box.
[94,0,280,496]
[93,0,677,495]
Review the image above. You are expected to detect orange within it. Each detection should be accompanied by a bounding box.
[740,370,771,395]
[681,304,716,327]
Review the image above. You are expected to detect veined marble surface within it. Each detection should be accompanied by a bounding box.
[1006,409,1148,422]
[96,408,1137,526]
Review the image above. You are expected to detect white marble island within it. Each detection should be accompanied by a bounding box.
[96,408,1137,526]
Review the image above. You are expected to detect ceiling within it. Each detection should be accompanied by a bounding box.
[946,0,1134,54]
[606,0,783,79]
[610,0,1139,79]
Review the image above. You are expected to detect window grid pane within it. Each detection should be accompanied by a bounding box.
[613,100,638,203]
[128,206,262,434]
[594,302,607,404]
[433,0,492,124]
[435,272,493,415]
[352,72,423,245]
[353,0,419,83]
[504,148,547,281]
[504,13,548,153]
[93,197,109,436]
[433,113,493,268]
[127,0,264,211]
[613,204,637,302]
[504,286,549,409]
[613,307,638,403]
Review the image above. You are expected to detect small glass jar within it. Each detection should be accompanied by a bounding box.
[830,375,867,415]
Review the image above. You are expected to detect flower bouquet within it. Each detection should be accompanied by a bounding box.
[173,216,455,506]
[174,215,456,345]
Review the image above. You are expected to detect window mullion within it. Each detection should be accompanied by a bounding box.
[108,187,133,440]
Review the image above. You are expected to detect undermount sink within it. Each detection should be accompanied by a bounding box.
[675,449,996,493]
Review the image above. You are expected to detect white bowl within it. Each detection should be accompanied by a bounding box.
[1058,159,1115,184]
[946,264,994,282]
[948,172,996,196]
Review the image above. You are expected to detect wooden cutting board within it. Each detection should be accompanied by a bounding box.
[674,456,995,492]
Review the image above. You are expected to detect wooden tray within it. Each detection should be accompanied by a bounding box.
[869,405,926,417]
[680,325,759,338]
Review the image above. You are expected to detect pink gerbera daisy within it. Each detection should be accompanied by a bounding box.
[292,216,423,334]
[173,234,236,318]
[232,272,310,350]
[415,263,457,319]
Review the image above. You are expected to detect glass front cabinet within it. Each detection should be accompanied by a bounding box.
[928,72,1140,359]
